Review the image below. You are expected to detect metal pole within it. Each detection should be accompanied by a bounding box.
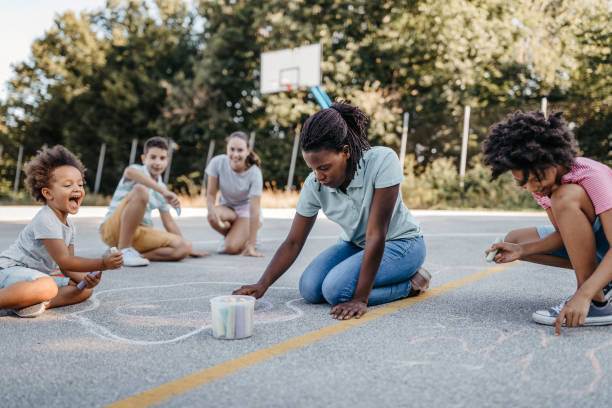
[541,97,548,119]
[286,127,300,191]
[94,143,106,195]
[163,140,174,185]
[201,139,215,197]
[12,145,23,200]
[129,138,138,164]
[399,112,409,173]
[459,105,471,189]
[249,131,256,149]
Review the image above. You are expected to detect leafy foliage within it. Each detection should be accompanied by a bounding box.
[0,0,609,204]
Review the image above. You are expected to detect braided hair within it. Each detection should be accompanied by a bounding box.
[301,101,370,189]
[482,110,577,184]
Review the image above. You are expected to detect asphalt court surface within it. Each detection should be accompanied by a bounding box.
[1,209,611,408]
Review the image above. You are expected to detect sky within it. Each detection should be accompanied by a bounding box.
[0,0,107,100]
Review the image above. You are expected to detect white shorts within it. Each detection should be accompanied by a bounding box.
[229,203,264,223]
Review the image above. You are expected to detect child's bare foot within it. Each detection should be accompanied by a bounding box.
[189,250,211,258]
[408,267,431,297]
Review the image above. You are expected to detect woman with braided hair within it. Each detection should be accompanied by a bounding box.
[483,110,612,335]
[234,102,429,320]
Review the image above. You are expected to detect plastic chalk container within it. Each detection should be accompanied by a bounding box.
[210,295,255,339]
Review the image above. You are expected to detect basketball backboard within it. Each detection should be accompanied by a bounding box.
[260,43,321,94]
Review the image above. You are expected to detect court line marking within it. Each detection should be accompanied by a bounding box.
[105,261,519,408]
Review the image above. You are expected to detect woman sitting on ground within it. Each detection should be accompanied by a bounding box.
[234,102,430,320]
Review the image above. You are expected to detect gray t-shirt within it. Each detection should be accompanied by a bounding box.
[0,205,75,273]
[205,155,263,208]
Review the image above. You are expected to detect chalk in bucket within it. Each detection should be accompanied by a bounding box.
[210,295,255,340]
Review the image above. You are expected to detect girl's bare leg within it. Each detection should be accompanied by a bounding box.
[224,217,251,254]
[550,184,602,299]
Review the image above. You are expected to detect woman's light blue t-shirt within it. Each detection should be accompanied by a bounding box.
[296,146,421,248]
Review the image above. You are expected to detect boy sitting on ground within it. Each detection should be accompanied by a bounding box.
[0,145,123,317]
[99,136,205,266]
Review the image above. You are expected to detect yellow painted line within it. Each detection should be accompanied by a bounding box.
[106,262,518,408]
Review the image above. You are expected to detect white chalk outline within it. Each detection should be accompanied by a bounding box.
[65,281,304,346]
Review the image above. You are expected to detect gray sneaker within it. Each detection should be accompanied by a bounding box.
[603,281,612,300]
[532,298,612,326]
[12,302,47,318]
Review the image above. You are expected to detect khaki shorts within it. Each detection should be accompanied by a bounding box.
[99,198,179,253]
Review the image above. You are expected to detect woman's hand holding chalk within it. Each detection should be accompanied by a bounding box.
[77,247,118,290]
[486,238,503,262]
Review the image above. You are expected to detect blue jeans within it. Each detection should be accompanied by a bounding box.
[299,237,426,306]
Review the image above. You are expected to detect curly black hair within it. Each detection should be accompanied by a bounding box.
[301,101,371,187]
[482,110,577,183]
[25,145,86,203]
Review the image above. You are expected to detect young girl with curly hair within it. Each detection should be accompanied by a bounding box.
[234,102,430,320]
[0,146,123,317]
[483,110,612,334]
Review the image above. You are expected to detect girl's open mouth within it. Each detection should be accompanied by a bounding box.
[68,195,81,209]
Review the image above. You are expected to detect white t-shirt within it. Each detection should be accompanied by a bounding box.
[0,206,75,273]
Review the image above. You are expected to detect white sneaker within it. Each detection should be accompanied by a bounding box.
[121,247,150,267]
[12,301,47,318]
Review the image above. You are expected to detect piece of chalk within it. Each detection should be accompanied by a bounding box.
[78,247,117,290]
[486,238,503,262]
[212,305,225,338]
[174,206,181,216]
[226,298,236,339]
[218,219,227,229]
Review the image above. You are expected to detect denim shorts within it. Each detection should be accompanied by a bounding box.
[0,266,70,290]
[536,217,610,262]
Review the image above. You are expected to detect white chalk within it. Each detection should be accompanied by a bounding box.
[218,219,227,229]
[77,247,117,290]
[226,298,236,339]
[486,238,503,263]
[212,305,225,337]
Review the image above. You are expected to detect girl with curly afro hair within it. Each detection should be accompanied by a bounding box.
[482,110,612,334]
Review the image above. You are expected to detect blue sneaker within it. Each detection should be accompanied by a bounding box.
[533,298,612,326]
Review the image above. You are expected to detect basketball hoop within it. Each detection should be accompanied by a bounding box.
[280,78,293,92]
[260,44,321,94]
